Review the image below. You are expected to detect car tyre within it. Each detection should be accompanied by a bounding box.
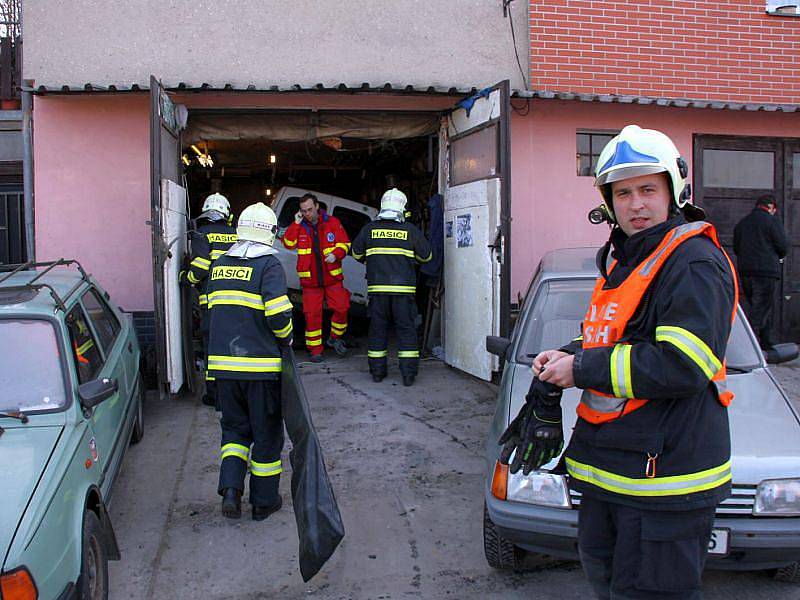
[130,374,145,445]
[78,510,109,600]
[774,561,800,583]
[483,504,525,571]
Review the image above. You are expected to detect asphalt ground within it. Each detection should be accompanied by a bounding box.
[108,350,800,599]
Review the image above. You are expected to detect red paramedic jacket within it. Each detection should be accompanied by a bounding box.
[281,211,351,288]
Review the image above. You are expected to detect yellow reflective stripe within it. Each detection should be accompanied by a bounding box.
[366,247,415,258]
[351,251,364,260]
[415,252,433,263]
[329,268,343,276]
[368,350,388,358]
[335,243,350,253]
[330,321,347,333]
[297,248,312,255]
[273,321,293,338]
[76,339,94,355]
[220,443,249,462]
[207,290,264,311]
[208,355,282,373]
[398,350,419,358]
[264,295,293,316]
[187,271,201,284]
[573,335,584,342]
[323,246,336,255]
[191,257,211,270]
[305,329,322,337]
[250,459,282,477]
[283,237,298,248]
[610,344,634,399]
[368,285,416,294]
[210,249,226,259]
[205,374,215,381]
[198,294,208,305]
[306,339,323,346]
[655,326,722,380]
[297,271,312,278]
[566,457,732,497]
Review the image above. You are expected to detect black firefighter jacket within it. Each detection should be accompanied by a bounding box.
[733,207,788,279]
[562,217,736,511]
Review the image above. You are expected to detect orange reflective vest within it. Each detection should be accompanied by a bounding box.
[578,221,739,425]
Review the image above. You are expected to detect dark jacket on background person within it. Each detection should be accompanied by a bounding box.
[733,207,788,279]
[351,219,432,294]
[206,253,293,381]
[561,217,736,512]
[186,220,238,292]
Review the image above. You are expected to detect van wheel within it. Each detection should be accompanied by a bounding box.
[78,511,108,600]
[483,504,525,571]
[774,561,800,583]
[130,375,145,444]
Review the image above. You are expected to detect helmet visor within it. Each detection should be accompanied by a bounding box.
[595,164,667,187]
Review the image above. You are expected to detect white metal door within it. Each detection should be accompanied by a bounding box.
[161,179,188,394]
[440,81,511,381]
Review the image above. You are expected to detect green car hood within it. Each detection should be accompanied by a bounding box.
[0,425,62,564]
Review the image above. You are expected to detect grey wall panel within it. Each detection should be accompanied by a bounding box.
[24,1,529,91]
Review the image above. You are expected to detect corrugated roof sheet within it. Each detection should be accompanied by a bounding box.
[23,82,800,112]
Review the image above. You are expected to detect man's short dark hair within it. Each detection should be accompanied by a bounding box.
[299,193,318,206]
[756,194,776,208]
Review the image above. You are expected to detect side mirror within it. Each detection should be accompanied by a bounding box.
[79,377,118,409]
[765,343,799,365]
[486,336,511,358]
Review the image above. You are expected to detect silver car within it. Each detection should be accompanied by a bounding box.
[483,247,800,582]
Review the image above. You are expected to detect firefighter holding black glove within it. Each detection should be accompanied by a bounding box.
[206,202,293,521]
[182,193,238,407]
[351,188,432,386]
[501,125,737,599]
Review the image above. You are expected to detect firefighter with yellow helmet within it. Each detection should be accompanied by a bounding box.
[205,202,292,520]
[500,125,738,598]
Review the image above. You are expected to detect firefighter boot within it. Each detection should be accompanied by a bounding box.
[221,488,242,519]
[252,496,283,521]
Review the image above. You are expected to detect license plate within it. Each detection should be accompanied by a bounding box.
[708,528,730,556]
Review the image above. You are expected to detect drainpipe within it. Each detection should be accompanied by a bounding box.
[22,79,34,262]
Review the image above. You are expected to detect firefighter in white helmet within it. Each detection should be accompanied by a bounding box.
[182,193,238,407]
[205,202,293,520]
[351,188,432,386]
[500,125,737,598]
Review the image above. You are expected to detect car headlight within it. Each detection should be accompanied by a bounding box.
[754,478,800,516]
[506,469,571,509]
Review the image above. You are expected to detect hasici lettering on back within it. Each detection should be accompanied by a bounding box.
[211,266,254,281]
[371,229,408,240]
[206,233,238,243]
[583,302,619,345]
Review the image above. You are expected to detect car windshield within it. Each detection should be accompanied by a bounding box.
[0,319,67,412]
[515,277,763,370]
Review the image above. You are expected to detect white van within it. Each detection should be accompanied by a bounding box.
[271,186,376,309]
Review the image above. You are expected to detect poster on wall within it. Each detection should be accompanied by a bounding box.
[456,214,473,248]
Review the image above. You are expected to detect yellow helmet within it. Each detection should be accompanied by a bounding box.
[237,202,278,246]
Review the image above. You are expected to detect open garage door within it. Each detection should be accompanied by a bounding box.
[440,81,511,381]
[150,76,190,395]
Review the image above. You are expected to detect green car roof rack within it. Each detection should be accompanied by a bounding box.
[0,259,90,312]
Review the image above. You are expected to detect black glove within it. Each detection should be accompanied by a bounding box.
[498,378,564,475]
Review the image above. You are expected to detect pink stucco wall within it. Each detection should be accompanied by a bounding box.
[34,95,151,310]
[510,100,800,299]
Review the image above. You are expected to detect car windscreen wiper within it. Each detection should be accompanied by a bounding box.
[0,411,29,423]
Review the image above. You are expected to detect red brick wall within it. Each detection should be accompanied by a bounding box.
[529,1,800,103]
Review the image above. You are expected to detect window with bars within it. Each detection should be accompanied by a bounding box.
[576,131,617,177]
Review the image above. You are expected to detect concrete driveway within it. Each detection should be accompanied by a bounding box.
[108,352,800,599]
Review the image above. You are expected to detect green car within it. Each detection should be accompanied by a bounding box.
[0,260,144,600]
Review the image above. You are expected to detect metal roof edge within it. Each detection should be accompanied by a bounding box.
[511,89,800,112]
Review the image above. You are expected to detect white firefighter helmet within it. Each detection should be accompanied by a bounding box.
[237,202,278,246]
[200,193,231,219]
[380,188,408,214]
[595,125,696,222]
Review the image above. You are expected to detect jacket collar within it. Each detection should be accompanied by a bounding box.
[301,209,329,231]
[610,215,687,268]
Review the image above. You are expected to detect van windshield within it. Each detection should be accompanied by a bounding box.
[0,319,67,412]
[515,278,763,370]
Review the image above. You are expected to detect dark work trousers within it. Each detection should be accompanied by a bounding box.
[368,294,420,378]
[741,275,777,349]
[217,379,284,508]
[577,495,715,600]
[200,310,217,408]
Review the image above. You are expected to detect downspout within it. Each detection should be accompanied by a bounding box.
[22,80,34,262]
